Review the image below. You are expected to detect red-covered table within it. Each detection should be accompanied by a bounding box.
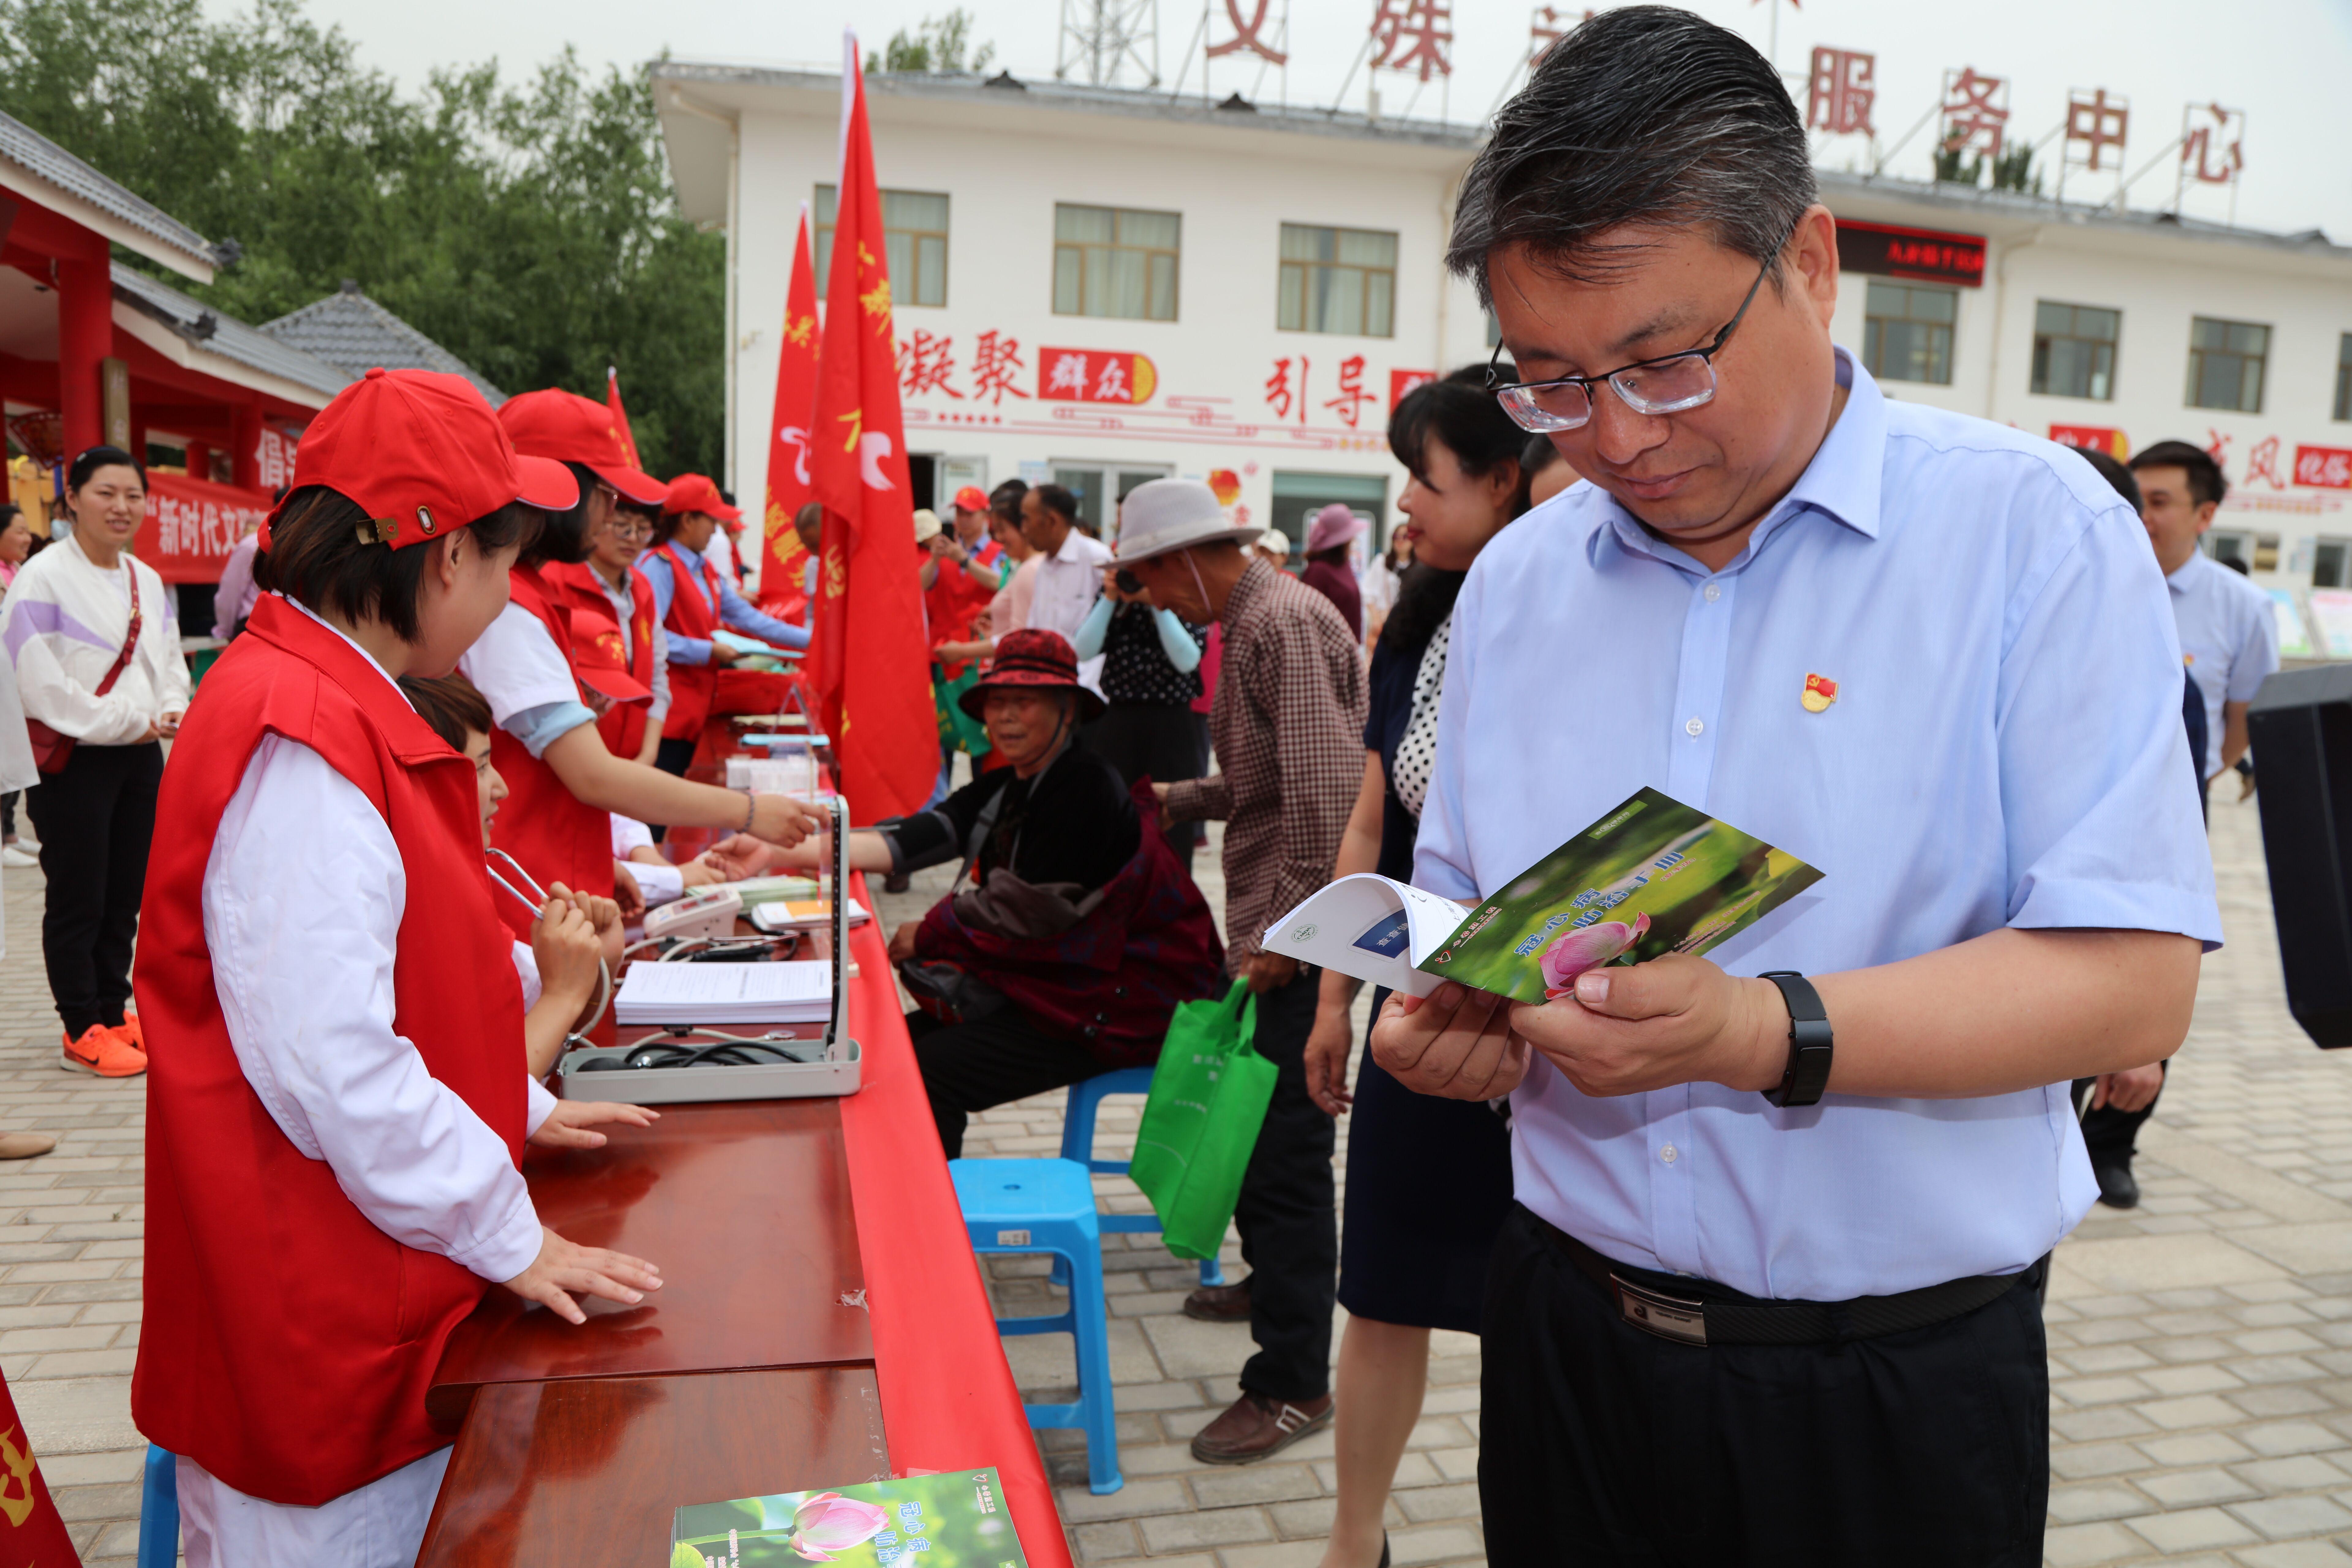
[415,873,1073,1567]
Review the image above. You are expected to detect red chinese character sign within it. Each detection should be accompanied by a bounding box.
[1370,0,1452,83]
[2049,425,2129,459]
[1807,48,1876,139]
[808,35,944,823]
[1528,6,1592,70]
[145,472,273,584]
[2062,89,2128,201]
[2177,102,2247,221]
[2295,446,2352,490]
[1208,0,1287,65]
[1940,68,2008,163]
[1038,348,1159,405]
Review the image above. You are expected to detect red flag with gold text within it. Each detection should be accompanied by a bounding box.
[808,38,939,823]
[606,368,641,469]
[761,204,820,620]
[0,1363,85,1563]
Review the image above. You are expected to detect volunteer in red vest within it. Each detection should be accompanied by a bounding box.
[545,492,667,765]
[469,391,813,932]
[642,473,809,778]
[133,368,669,1566]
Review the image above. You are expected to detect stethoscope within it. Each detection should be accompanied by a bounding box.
[485,848,614,1048]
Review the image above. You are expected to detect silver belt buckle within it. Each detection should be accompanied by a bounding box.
[1611,1274,1709,1346]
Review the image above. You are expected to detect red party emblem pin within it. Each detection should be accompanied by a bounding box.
[1802,673,1838,713]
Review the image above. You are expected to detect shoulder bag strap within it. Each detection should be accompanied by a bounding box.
[92,565,142,700]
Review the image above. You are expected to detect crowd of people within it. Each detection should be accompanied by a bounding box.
[0,5,2277,1564]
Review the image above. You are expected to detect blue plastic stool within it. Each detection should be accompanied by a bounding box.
[1061,1067,1226,1289]
[138,1445,177,1568]
[951,1158,1123,1494]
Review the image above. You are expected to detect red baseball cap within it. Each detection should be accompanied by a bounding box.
[665,472,741,523]
[263,367,578,549]
[953,485,989,514]
[497,388,667,507]
[566,602,651,707]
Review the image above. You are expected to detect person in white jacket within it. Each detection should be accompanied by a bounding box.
[0,446,189,1077]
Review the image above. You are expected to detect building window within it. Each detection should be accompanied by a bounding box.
[2186,316,2268,413]
[2031,302,2119,401]
[2336,334,2351,421]
[1052,205,1179,321]
[1271,470,1390,558]
[1050,462,1173,542]
[814,185,949,307]
[1278,224,1396,338]
[2315,538,2351,590]
[1862,280,1955,386]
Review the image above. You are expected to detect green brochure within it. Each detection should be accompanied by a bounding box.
[1264,786,1824,1005]
[671,1470,1027,1567]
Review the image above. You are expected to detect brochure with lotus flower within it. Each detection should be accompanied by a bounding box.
[670,1470,1027,1567]
[1263,786,1822,1005]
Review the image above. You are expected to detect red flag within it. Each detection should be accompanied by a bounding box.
[0,1364,90,1562]
[760,204,821,624]
[808,36,940,824]
[605,367,642,469]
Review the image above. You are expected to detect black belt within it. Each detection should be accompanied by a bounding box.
[1539,1215,2044,1348]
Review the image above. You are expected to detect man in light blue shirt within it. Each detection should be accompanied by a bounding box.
[1370,11,2218,1565]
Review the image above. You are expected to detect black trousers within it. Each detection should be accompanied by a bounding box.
[1480,1206,2048,1567]
[25,743,162,1038]
[1231,966,1337,1402]
[2072,1058,2167,1163]
[908,1006,1108,1160]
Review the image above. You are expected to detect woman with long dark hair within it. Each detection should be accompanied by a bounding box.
[1301,366,1532,1568]
[0,446,189,1076]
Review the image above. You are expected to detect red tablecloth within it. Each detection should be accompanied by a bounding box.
[837,874,1075,1568]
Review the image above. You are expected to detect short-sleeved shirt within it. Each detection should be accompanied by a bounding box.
[2168,552,2279,779]
[1412,350,2222,1301]
[456,602,594,758]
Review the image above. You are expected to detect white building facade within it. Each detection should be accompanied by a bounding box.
[654,65,2352,646]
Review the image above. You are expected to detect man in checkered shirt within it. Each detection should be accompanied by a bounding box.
[1118,478,1368,1465]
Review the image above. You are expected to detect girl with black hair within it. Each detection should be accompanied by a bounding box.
[1301,366,1530,1568]
[0,445,189,1076]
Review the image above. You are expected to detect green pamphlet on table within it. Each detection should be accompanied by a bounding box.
[670,1468,1028,1566]
[1264,786,1824,1005]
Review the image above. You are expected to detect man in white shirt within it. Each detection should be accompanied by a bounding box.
[1020,483,1113,692]
[2131,439,2280,808]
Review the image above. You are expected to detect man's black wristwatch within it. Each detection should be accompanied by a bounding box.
[1758,971,1833,1108]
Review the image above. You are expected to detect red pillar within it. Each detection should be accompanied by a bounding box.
[55,253,110,459]
[230,399,261,490]
[185,440,212,481]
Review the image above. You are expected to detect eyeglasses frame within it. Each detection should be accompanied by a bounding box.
[1483,234,1790,432]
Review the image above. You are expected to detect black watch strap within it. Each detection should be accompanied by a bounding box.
[1758,970,1833,1109]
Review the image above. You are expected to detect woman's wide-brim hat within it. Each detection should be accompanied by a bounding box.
[1112,477,1264,563]
[957,627,1106,723]
[1306,502,1368,554]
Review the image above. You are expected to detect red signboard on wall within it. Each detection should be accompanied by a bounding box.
[1389,368,1435,410]
[1037,347,1157,405]
[2294,444,2352,489]
[2049,425,2129,458]
[143,472,270,584]
[1836,219,1986,287]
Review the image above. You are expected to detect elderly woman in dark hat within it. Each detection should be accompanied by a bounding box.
[712,628,1223,1156]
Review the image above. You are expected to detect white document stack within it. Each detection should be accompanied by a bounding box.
[613,962,834,1025]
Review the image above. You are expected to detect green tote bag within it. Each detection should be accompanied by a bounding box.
[1129,981,1278,1261]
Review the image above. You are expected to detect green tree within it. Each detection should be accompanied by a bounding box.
[0,0,726,479]
[871,8,995,75]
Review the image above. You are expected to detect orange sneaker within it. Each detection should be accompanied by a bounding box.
[110,1012,143,1052]
[61,1024,145,1078]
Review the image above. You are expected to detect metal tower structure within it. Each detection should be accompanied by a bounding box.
[1056,0,1161,87]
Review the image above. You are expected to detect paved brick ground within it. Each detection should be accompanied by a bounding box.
[7,778,2348,1565]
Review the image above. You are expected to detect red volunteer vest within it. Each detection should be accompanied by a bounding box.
[544,560,659,760]
[655,540,724,742]
[488,565,618,938]
[132,595,527,1506]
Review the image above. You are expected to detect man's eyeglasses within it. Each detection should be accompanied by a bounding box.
[1485,239,1784,434]
[606,516,653,543]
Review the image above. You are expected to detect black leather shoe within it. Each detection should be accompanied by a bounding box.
[1183,1276,1251,1322]
[2092,1157,2140,1209]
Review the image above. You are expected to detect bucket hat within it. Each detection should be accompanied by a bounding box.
[1306,503,1368,554]
[1110,477,1263,564]
[957,628,1106,723]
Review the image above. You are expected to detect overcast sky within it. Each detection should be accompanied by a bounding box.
[236,0,2352,240]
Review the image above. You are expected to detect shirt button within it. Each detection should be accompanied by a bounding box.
[1703,583,1721,602]
[1660,1144,1679,1164]
[1684,717,1704,737]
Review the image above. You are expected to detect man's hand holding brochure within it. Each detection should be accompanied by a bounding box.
[1264,788,1825,1102]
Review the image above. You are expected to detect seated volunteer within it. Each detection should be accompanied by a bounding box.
[546,492,669,766]
[133,368,664,1568]
[642,473,810,778]
[0,445,190,1077]
[1376,12,2218,1565]
[401,671,628,1076]
[709,630,1222,1158]
[468,390,816,930]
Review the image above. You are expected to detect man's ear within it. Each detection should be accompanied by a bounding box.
[1789,203,1839,326]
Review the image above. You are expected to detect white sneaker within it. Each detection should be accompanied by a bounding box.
[1,846,36,869]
